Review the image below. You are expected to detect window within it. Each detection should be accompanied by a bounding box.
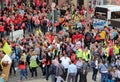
[94,7,107,20]
[111,11,120,19]
[95,12,107,20]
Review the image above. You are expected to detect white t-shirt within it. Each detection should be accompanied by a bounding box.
[56,43,61,52]
[1,55,12,64]
[115,70,120,79]
[95,60,98,69]
[60,57,71,69]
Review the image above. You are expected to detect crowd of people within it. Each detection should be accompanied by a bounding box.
[0,0,120,82]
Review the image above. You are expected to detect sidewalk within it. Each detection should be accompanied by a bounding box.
[23,79,50,82]
[23,72,101,82]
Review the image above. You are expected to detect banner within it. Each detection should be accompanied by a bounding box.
[10,29,24,41]
[2,42,12,55]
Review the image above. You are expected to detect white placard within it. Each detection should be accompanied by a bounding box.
[10,30,24,41]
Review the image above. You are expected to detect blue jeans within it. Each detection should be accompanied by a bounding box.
[25,68,28,76]
[75,68,81,82]
[20,69,28,81]
[45,66,50,80]
[50,74,55,82]
[31,67,37,77]
[92,68,98,81]
[27,24,32,32]
[101,73,108,82]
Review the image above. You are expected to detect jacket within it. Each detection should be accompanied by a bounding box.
[56,64,65,76]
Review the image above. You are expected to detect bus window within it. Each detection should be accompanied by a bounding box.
[95,12,107,20]
[94,7,107,20]
[111,11,120,19]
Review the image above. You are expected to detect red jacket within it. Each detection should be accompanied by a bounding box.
[72,35,77,43]
[76,33,83,41]
[71,54,77,64]
[0,26,4,32]
[109,47,114,56]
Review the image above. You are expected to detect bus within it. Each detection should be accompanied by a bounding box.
[93,5,120,29]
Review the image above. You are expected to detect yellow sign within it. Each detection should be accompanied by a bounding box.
[2,42,12,55]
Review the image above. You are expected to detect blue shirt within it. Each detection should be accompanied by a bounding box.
[113,32,117,38]
[0,78,4,82]
[99,63,108,73]
[68,64,77,74]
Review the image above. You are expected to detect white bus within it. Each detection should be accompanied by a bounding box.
[93,5,120,29]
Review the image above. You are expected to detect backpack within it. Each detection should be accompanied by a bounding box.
[91,61,96,68]
[49,64,56,74]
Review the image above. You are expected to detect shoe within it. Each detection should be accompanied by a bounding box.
[46,79,49,81]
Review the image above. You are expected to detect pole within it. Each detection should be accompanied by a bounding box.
[1,0,3,10]
[51,2,56,33]
[52,9,55,32]
[86,0,89,27]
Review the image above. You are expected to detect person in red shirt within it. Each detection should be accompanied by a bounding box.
[70,51,77,64]
[43,51,51,80]
[108,44,114,64]
[72,33,77,43]
[0,23,5,38]
[95,33,101,43]
[76,31,83,41]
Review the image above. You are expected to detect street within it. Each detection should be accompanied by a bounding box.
[9,67,101,82]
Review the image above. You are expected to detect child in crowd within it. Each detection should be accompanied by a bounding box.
[18,56,28,82]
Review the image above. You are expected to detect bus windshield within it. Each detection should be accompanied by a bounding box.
[94,7,107,20]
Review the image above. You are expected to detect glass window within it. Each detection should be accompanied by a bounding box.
[111,11,120,19]
[94,7,107,20]
[95,12,107,20]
